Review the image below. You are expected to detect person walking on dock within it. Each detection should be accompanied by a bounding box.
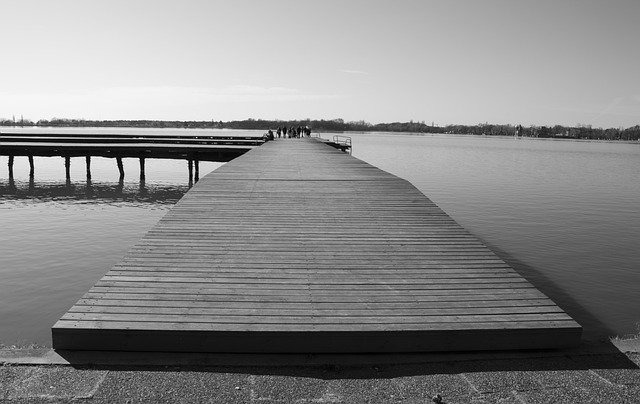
[515,124,523,137]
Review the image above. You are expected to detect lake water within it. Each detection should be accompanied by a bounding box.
[0,128,638,346]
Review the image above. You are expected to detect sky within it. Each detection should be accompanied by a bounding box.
[1,0,639,128]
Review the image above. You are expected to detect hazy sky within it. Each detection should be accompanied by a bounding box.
[1,0,639,127]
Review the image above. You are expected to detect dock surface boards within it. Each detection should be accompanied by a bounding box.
[52,139,581,352]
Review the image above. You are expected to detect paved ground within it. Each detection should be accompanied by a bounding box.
[1,338,638,403]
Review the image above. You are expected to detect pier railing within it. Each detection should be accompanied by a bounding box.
[333,135,352,154]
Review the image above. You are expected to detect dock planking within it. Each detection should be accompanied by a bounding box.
[52,138,581,352]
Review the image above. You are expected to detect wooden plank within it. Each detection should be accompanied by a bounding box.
[75,298,559,309]
[67,305,566,316]
[81,292,552,303]
[59,312,573,325]
[87,286,544,297]
[52,138,582,352]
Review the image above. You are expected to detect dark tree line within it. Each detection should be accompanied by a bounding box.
[440,123,640,141]
[1,117,639,141]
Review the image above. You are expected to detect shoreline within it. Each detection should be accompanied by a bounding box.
[3,125,639,145]
[0,337,638,402]
[2,334,639,364]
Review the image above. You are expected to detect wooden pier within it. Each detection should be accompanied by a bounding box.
[52,138,581,353]
[1,131,265,182]
[0,131,264,159]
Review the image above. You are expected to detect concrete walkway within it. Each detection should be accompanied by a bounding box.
[1,339,638,403]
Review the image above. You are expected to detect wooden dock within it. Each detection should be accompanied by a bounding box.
[1,130,266,183]
[0,131,263,161]
[52,139,581,353]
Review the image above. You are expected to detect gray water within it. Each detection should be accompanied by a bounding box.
[0,129,638,346]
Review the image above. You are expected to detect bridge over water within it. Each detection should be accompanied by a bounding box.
[51,138,581,352]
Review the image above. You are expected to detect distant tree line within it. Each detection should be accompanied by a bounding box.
[440,123,640,141]
[1,117,639,141]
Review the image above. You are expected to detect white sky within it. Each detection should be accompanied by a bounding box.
[1,0,639,127]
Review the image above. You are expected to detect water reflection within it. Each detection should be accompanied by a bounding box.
[0,179,187,204]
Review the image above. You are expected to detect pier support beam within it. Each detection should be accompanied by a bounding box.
[194,160,200,182]
[8,155,14,180]
[28,156,34,178]
[139,157,146,180]
[116,157,125,179]
[188,159,193,186]
[85,156,91,181]
[64,156,71,181]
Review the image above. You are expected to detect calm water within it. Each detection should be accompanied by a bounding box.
[1,128,638,346]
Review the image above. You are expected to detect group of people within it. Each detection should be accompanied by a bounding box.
[264,126,312,141]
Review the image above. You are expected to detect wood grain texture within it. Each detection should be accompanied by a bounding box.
[52,138,582,352]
